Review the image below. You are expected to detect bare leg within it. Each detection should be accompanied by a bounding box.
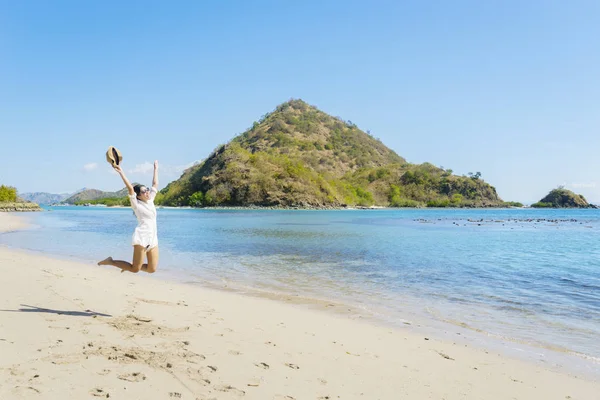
[98,246,146,273]
[98,258,139,273]
[143,246,159,273]
[97,257,114,266]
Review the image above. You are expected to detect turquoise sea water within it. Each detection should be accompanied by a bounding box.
[2,207,599,375]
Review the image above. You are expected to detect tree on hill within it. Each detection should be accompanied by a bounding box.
[0,185,17,202]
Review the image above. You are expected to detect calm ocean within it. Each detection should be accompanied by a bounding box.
[2,206,599,376]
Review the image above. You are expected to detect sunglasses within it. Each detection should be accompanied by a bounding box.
[139,188,150,194]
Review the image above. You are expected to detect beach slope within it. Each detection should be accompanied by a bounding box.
[0,246,597,398]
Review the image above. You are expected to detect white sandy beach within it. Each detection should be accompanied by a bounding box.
[0,212,598,399]
[0,212,28,233]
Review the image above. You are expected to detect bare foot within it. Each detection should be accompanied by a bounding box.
[97,257,113,266]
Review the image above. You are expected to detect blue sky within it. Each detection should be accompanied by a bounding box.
[1,1,599,204]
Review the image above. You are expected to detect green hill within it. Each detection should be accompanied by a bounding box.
[159,99,505,208]
[63,186,133,205]
[531,187,596,208]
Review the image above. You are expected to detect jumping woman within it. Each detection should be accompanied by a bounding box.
[98,160,160,273]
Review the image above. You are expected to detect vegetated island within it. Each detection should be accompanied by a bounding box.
[158,99,514,209]
[531,187,597,208]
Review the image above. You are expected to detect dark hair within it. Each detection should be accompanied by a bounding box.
[133,184,144,197]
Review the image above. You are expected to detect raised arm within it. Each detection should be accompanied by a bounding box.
[152,160,159,189]
[113,165,135,196]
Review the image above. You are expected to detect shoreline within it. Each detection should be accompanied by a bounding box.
[0,246,598,399]
[3,212,600,376]
[168,267,600,381]
[0,212,30,233]
[60,204,524,210]
[0,202,42,212]
[4,239,598,380]
[2,212,599,398]
[50,202,600,211]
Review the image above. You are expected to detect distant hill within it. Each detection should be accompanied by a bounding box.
[20,192,72,205]
[532,188,597,208]
[159,99,505,208]
[62,186,134,204]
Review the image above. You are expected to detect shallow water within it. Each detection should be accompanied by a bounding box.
[2,206,599,374]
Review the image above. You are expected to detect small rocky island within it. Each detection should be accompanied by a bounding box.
[531,187,597,208]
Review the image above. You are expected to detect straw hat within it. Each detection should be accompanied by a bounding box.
[106,146,123,167]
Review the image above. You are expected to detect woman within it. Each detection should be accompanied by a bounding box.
[98,160,160,273]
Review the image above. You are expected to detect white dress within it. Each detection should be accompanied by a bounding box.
[129,187,158,251]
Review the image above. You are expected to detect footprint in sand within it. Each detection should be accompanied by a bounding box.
[216,385,245,396]
[192,365,218,375]
[90,387,109,397]
[273,396,295,400]
[28,374,40,381]
[118,372,146,382]
[108,314,188,337]
[12,386,40,395]
[436,351,455,361]
[285,363,299,369]
[44,352,81,365]
[48,326,70,330]
[228,350,241,356]
[185,369,211,386]
[85,343,203,372]
[254,362,269,369]
[136,298,176,306]
[41,269,63,278]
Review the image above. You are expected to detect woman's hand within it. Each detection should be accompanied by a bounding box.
[112,163,134,195]
[152,160,159,189]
